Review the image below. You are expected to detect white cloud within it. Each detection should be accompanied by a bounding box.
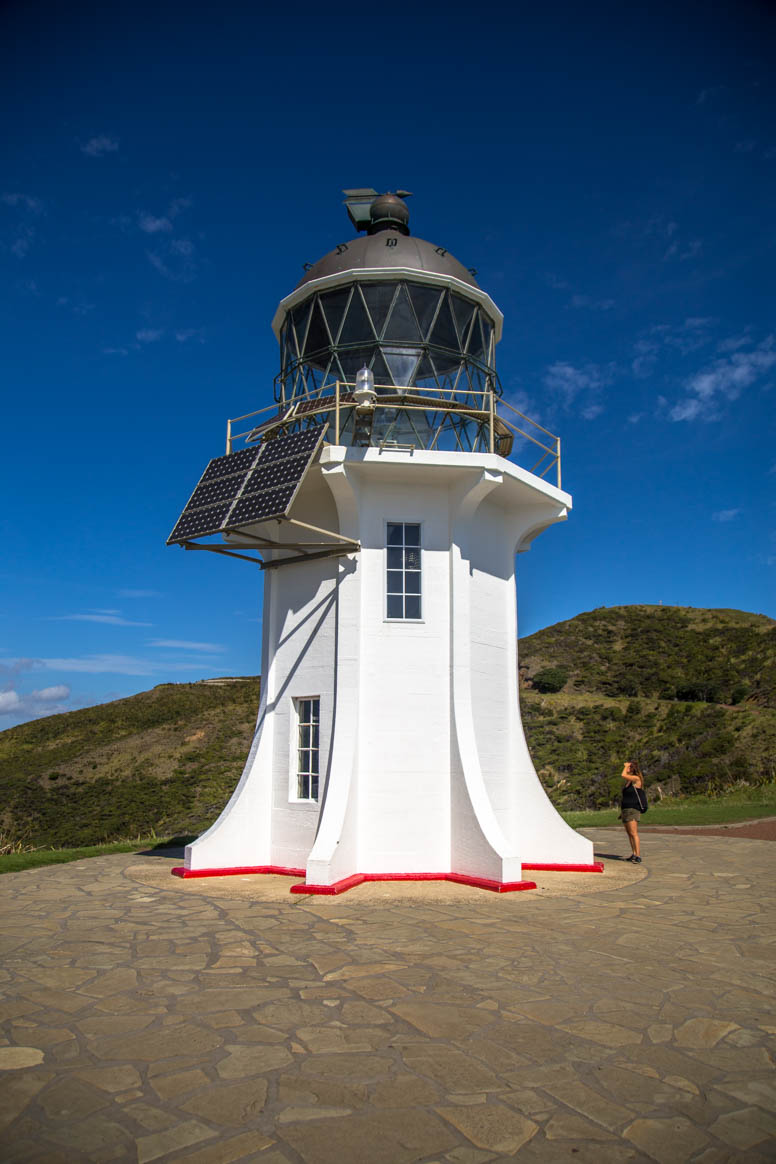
[81,135,119,157]
[10,226,35,258]
[1,192,43,213]
[735,139,757,153]
[149,639,226,652]
[174,328,204,343]
[712,508,742,522]
[35,684,70,701]
[136,328,163,344]
[119,588,162,598]
[543,361,614,419]
[55,612,153,627]
[138,214,172,234]
[669,337,776,421]
[102,347,129,357]
[39,654,200,675]
[0,683,71,720]
[570,294,615,311]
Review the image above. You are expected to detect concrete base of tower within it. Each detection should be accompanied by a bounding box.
[181,445,595,884]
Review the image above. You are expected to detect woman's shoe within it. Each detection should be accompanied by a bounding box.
[627,855,642,863]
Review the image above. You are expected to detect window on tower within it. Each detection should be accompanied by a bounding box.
[295,697,320,801]
[386,522,421,620]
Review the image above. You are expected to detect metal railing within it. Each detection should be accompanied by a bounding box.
[226,381,561,489]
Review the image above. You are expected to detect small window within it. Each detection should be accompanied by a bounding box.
[386,522,421,620]
[295,698,320,800]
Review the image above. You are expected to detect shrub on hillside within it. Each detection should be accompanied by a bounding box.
[531,667,568,693]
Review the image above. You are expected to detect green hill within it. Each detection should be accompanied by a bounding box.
[0,679,261,848]
[519,606,776,809]
[0,606,774,846]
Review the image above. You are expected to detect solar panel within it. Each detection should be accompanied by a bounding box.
[167,425,327,545]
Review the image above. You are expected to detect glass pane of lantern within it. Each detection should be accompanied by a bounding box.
[383,348,419,387]
[451,294,476,348]
[361,283,395,337]
[383,285,421,342]
[303,298,329,357]
[429,292,460,351]
[409,284,442,337]
[339,286,376,345]
[319,287,351,344]
[291,300,312,351]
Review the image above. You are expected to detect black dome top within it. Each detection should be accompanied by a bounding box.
[296,230,479,291]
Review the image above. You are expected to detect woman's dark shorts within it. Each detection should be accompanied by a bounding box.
[620,808,641,824]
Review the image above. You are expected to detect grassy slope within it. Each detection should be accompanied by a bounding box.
[0,680,261,847]
[519,606,776,809]
[1,605,774,847]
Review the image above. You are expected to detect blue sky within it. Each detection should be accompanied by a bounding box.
[1,0,774,727]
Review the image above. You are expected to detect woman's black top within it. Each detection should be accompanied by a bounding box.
[621,781,644,809]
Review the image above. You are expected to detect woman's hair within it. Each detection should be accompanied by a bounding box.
[626,761,643,781]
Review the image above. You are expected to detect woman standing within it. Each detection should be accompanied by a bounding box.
[620,761,646,863]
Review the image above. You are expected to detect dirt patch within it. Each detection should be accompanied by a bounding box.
[642,816,776,841]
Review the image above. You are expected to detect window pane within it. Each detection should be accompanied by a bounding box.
[303,298,329,356]
[387,570,403,593]
[387,523,403,546]
[310,701,319,723]
[409,284,442,337]
[361,282,395,337]
[299,773,310,799]
[298,750,309,775]
[312,725,319,749]
[310,775,319,799]
[310,751,319,774]
[299,699,310,723]
[339,286,375,345]
[387,547,403,570]
[383,285,421,342]
[387,595,403,619]
[405,596,421,619]
[319,287,351,345]
[405,571,421,594]
[300,725,311,749]
[404,547,421,570]
[404,524,420,546]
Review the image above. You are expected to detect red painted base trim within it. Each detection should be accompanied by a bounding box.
[522,862,605,873]
[290,872,538,896]
[171,864,305,879]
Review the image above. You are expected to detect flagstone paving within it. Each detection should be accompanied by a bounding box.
[0,830,774,1162]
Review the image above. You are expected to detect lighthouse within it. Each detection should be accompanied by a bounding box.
[168,189,597,892]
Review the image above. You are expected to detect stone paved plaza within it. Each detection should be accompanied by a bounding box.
[0,829,774,1162]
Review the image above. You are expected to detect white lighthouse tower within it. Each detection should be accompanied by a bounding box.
[169,189,598,893]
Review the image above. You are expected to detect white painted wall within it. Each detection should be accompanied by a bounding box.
[185,446,594,880]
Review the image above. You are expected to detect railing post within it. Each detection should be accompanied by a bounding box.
[488,390,495,454]
[335,381,340,444]
[557,437,562,490]
[226,418,232,455]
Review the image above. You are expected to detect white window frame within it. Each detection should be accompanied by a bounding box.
[292,696,320,802]
[385,521,422,621]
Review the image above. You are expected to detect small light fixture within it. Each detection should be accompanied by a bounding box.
[354,365,376,412]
